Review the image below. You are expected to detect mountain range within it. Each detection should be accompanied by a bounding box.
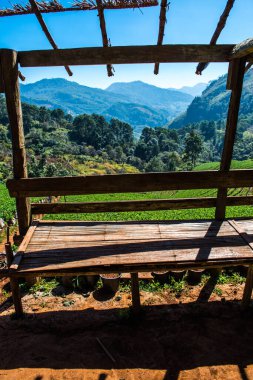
[20,79,205,133]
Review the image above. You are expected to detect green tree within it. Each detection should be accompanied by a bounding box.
[183,130,203,168]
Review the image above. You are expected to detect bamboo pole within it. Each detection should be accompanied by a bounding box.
[29,0,73,76]
[96,0,114,77]
[154,0,168,75]
[196,0,235,75]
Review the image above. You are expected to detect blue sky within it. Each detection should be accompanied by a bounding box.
[0,0,252,89]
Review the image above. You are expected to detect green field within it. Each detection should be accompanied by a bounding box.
[1,159,253,223]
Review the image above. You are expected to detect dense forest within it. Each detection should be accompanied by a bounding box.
[1,90,253,181]
[1,70,253,180]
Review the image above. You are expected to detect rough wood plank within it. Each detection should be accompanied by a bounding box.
[30,195,253,214]
[215,58,246,220]
[18,44,234,68]
[10,220,39,270]
[0,49,31,235]
[6,170,253,198]
[231,38,253,59]
[228,219,253,250]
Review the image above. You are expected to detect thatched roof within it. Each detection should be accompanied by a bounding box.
[0,0,239,77]
[0,0,158,17]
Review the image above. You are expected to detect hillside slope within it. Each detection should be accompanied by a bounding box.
[169,69,253,129]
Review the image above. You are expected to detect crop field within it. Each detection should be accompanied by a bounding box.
[0,182,16,221]
[1,159,253,223]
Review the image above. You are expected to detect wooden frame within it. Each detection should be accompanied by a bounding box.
[2,37,253,314]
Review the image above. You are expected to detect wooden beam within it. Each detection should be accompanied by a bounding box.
[215,58,246,220]
[0,62,4,93]
[18,44,234,68]
[154,0,168,75]
[196,0,235,75]
[30,195,253,214]
[231,38,253,59]
[1,49,31,236]
[96,0,114,77]
[6,170,253,198]
[131,273,141,313]
[28,0,72,76]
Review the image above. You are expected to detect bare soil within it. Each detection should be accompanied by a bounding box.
[1,278,253,380]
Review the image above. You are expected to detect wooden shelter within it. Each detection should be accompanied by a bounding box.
[1,0,253,316]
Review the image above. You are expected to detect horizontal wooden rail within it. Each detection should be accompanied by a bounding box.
[7,170,253,197]
[31,196,253,214]
[17,44,235,67]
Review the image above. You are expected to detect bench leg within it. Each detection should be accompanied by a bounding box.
[10,278,23,317]
[131,272,141,314]
[242,266,253,309]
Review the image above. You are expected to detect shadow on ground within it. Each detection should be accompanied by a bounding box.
[1,301,253,379]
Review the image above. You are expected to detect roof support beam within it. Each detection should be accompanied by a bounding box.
[196,0,235,75]
[96,0,114,77]
[18,44,235,67]
[154,0,168,75]
[29,0,73,76]
[215,58,246,220]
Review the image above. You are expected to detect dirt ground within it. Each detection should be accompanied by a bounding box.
[1,275,253,380]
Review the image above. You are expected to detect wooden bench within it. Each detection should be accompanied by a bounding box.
[5,218,253,316]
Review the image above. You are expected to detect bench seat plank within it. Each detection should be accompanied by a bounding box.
[9,219,253,276]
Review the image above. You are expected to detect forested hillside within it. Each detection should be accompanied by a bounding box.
[169,69,253,129]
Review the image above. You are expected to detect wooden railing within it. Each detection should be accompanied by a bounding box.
[5,169,253,215]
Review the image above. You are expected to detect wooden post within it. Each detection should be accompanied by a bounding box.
[131,272,141,313]
[0,49,31,236]
[215,58,246,220]
[242,266,253,309]
[5,243,23,317]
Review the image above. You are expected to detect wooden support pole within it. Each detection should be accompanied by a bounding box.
[29,0,72,76]
[0,62,4,93]
[131,272,141,313]
[215,58,246,220]
[242,266,253,309]
[5,243,23,317]
[1,49,31,236]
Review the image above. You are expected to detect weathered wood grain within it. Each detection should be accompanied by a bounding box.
[9,220,253,276]
[30,195,253,214]
[1,49,31,235]
[18,44,234,67]
[6,170,253,197]
[231,38,253,59]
